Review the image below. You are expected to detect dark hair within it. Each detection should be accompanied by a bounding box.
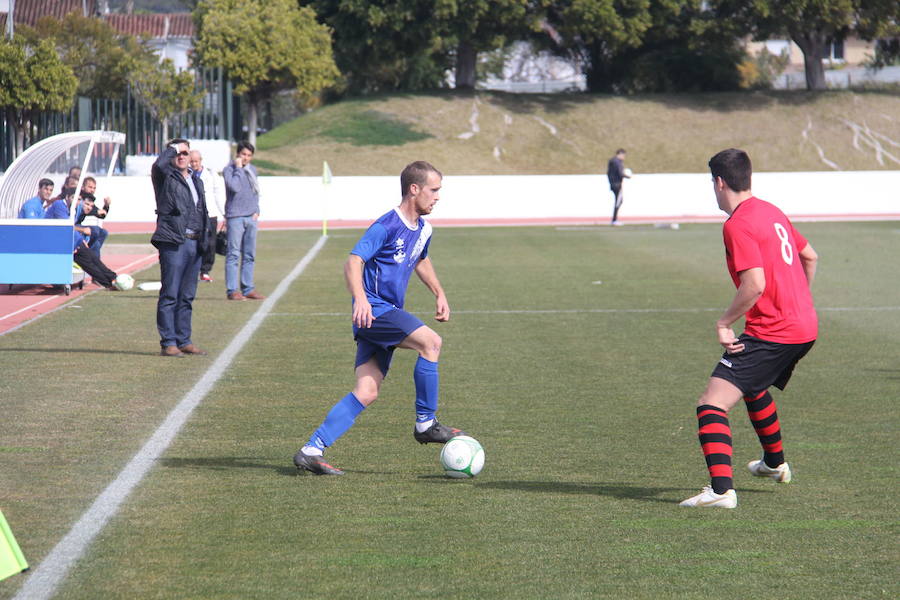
[64,176,78,187]
[616,148,626,155]
[708,148,752,192]
[168,138,190,147]
[68,165,81,175]
[400,161,442,197]
[82,176,96,186]
[236,140,255,154]
[39,178,54,189]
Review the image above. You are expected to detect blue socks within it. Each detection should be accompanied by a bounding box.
[306,358,437,452]
[414,357,439,424]
[307,393,366,451]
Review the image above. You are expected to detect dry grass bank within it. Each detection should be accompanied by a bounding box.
[254,89,900,176]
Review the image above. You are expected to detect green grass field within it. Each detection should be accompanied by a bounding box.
[1,222,898,599]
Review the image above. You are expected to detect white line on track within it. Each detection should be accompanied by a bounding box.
[0,254,158,324]
[0,294,59,321]
[268,306,900,318]
[12,236,327,600]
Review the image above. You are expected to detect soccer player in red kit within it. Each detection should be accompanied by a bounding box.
[680,148,818,509]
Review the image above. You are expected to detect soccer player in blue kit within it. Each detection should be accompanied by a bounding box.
[294,161,467,475]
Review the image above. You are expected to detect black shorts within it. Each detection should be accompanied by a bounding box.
[711,335,815,396]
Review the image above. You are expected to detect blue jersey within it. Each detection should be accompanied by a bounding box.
[350,208,433,318]
[44,198,68,220]
[18,196,45,219]
[44,198,86,250]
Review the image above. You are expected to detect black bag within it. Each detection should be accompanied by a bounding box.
[215,230,227,256]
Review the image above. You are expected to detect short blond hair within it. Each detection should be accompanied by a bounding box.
[400,161,441,197]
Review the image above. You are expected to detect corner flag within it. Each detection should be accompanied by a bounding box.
[322,161,333,236]
[0,509,28,581]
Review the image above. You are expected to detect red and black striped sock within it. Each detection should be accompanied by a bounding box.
[744,390,784,468]
[697,404,733,494]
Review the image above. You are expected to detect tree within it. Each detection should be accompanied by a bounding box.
[0,37,78,157]
[194,0,339,145]
[712,0,900,90]
[597,0,747,93]
[443,0,538,89]
[540,0,656,92]
[301,0,452,94]
[129,58,203,143]
[18,13,156,99]
[536,1,753,93]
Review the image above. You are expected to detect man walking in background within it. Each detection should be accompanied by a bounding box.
[151,139,209,358]
[223,141,265,300]
[606,148,630,226]
[190,149,225,282]
[680,148,818,509]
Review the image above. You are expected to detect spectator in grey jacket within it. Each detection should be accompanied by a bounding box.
[222,141,265,300]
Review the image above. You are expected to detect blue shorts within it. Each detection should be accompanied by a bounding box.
[354,308,425,376]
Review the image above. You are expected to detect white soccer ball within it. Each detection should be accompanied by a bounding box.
[114,273,134,291]
[624,167,633,177]
[440,435,484,479]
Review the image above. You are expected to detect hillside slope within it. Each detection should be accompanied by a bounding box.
[255,90,900,176]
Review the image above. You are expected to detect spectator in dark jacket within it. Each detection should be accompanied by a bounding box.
[76,176,112,255]
[151,138,209,357]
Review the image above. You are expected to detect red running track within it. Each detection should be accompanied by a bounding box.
[0,252,158,336]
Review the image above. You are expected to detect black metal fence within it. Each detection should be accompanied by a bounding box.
[0,67,242,172]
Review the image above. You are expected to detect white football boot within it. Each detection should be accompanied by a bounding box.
[679,486,737,508]
[747,459,792,483]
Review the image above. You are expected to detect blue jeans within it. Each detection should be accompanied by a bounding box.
[157,239,201,348]
[86,225,108,255]
[225,216,258,295]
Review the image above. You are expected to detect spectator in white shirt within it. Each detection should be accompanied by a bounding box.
[189,150,226,282]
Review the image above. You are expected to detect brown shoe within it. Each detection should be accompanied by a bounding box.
[178,344,208,356]
[227,292,246,301]
[244,290,266,300]
[160,345,185,357]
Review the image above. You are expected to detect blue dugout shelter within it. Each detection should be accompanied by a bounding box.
[0,131,125,293]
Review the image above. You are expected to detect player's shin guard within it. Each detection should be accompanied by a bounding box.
[413,356,439,424]
[697,404,733,494]
[744,390,784,468]
[308,393,366,451]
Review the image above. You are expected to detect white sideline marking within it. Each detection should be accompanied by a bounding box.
[268,305,900,318]
[12,236,328,600]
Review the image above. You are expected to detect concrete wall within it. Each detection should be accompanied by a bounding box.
[747,37,876,69]
[125,140,233,176]
[82,171,899,226]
